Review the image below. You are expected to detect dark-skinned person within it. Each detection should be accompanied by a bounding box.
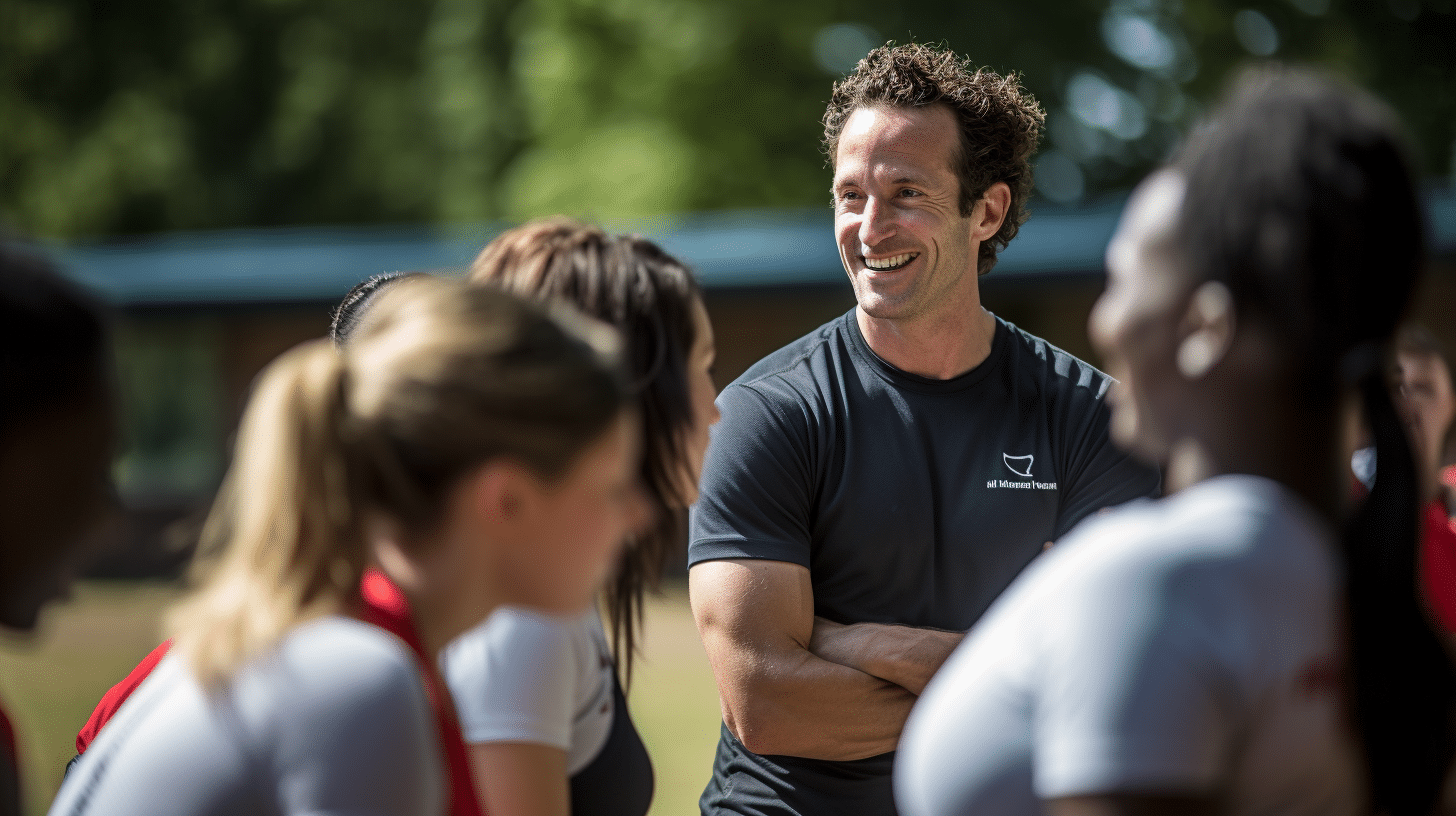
[897,67,1456,816]
[0,244,118,816]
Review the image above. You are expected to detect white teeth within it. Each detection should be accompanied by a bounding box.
[865,253,916,270]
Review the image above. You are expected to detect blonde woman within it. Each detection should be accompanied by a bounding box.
[51,278,650,816]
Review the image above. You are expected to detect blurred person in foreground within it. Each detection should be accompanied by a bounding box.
[897,67,1456,816]
[0,244,118,816]
[70,271,496,816]
[687,41,1159,816]
[442,217,718,816]
[51,277,651,816]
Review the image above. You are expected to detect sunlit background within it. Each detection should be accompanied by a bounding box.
[2,1,1455,813]
[7,0,1456,235]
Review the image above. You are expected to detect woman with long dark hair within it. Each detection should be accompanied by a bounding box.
[441,217,717,816]
[896,68,1456,816]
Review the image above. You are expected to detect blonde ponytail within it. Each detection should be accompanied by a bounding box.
[168,340,366,687]
[166,279,627,688]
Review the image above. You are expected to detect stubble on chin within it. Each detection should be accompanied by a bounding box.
[850,273,916,321]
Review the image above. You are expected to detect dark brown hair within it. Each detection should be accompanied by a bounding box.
[469,217,704,680]
[822,42,1045,275]
[329,271,424,345]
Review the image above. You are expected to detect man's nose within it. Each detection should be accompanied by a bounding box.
[859,196,895,247]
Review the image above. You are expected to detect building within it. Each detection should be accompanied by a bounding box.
[41,190,1456,575]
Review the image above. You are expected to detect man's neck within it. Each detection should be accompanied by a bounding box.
[856,306,997,380]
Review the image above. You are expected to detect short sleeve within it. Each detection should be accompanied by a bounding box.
[688,381,817,567]
[439,608,584,750]
[267,621,444,816]
[1030,536,1238,798]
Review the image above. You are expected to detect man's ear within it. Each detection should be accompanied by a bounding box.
[972,182,1012,242]
[1176,281,1236,380]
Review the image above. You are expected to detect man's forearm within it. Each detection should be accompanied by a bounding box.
[692,559,925,761]
[718,648,918,760]
[809,618,964,695]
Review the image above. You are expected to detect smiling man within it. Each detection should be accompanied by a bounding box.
[686,43,1162,816]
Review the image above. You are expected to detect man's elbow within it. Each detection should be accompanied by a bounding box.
[728,717,795,757]
[720,694,799,756]
[725,699,886,760]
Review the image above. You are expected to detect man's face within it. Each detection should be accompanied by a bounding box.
[1395,350,1456,477]
[832,104,981,323]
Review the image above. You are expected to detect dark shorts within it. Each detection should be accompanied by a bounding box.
[699,722,896,816]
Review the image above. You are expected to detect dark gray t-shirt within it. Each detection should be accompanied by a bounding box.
[688,309,1160,816]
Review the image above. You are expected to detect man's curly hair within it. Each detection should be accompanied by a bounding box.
[823,43,1045,275]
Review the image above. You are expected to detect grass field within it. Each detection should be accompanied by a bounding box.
[0,580,723,816]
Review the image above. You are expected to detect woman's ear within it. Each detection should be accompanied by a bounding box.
[1176,281,1236,380]
[464,459,537,528]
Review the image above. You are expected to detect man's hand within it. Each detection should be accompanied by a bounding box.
[808,617,963,695]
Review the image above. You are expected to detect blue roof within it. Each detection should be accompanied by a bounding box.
[32,186,1456,307]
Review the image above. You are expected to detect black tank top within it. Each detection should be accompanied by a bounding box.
[568,668,653,816]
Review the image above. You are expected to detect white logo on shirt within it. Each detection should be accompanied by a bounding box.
[1003,453,1034,478]
[986,453,1058,490]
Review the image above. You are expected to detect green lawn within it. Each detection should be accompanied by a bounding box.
[0,580,722,816]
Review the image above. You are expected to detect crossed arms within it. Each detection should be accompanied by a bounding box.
[689,558,963,761]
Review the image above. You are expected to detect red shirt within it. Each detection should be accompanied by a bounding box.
[1423,493,1456,635]
[2,699,19,814]
[75,640,171,754]
[74,569,483,816]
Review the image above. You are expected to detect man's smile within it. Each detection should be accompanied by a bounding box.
[863,252,918,271]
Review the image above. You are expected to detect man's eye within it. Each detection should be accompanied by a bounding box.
[900,188,921,197]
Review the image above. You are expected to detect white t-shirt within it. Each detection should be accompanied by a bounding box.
[896,475,1362,816]
[49,616,444,816]
[440,606,614,775]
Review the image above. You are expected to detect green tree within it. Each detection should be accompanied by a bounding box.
[2,0,1451,239]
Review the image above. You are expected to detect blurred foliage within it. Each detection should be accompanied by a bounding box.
[2,0,1452,239]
